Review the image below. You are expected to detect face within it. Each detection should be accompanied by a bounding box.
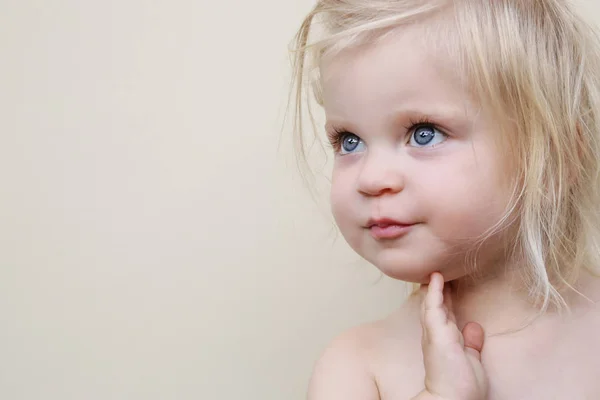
[321,28,513,284]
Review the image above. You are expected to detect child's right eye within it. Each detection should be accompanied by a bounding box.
[340,133,364,154]
[329,129,365,155]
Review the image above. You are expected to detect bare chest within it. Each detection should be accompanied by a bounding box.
[374,320,600,400]
[482,328,600,400]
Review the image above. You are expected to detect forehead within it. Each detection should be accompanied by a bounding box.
[319,27,476,122]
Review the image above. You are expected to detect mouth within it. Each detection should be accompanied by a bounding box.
[366,218,416,240]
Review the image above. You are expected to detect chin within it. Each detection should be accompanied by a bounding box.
[365,250,465,284]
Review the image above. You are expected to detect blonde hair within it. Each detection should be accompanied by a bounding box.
[287,0,600,312]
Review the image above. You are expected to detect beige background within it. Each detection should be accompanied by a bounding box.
[0,1,597,399]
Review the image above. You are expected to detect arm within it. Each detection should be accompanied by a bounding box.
[307,328,380,400]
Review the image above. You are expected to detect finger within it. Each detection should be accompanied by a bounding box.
[423,273,449,342]
[462,321,485,361]
[443,284,456,325]
[420,283,429,344]
[424,273,444,311]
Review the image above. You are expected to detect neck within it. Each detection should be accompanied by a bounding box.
[447,266,600,335]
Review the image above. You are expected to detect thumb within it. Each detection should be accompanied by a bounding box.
[462,321,485,360]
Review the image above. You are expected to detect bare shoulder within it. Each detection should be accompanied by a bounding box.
[307,291,424,400]
[306,322,382,400]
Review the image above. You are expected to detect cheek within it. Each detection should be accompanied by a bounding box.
[330,169,354,223]
[420,155,510,239]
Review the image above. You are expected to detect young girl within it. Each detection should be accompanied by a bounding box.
[289,1,600,399]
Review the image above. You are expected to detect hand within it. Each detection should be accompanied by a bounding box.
[415,272,487,400]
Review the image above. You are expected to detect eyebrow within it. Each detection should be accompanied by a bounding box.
[388,105,470,125]
[325,104,472,134]
[323,118,362,138]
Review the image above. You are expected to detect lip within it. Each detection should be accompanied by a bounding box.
[366,218,415,240]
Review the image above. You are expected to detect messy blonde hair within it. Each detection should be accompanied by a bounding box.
[288,0,600,312]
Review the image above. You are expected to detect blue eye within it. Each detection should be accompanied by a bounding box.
[340,133,365,154]
[409,125,446,147]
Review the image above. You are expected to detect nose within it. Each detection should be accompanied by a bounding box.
[357,151,404,196]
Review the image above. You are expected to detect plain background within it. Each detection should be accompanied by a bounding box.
[1,1,598,399]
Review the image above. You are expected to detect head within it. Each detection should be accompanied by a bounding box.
[289,0,600,311]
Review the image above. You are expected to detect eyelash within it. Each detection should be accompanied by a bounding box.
[327,127,351,152]
[327,116,439,152]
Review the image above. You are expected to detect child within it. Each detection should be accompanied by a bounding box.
[288,1,600,399]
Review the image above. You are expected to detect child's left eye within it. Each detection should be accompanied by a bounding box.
[409,125,447,147]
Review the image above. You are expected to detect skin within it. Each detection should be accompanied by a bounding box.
[415,273,486,400]
[307,25,600,400]
[322,33,512,285]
